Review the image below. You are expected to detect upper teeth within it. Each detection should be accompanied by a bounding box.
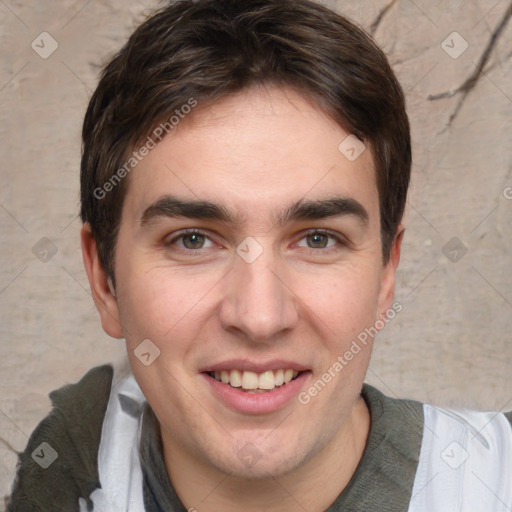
[212,369,299,391]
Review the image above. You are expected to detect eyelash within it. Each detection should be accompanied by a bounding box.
[299,229,347,252]
[164,229,213,254]
[164,228,347,254]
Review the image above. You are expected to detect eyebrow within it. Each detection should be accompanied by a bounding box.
[141,196,235,225]
[278,197,369,225]
[140,195,369,226]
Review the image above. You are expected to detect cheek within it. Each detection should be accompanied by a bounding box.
[295,264,381,341]
[115,262,223,344]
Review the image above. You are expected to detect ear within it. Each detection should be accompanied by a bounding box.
[81,223,123,339]
[376,225,404,319]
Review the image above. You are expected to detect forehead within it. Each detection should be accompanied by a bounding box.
[122,86,378,223]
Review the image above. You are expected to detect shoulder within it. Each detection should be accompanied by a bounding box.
[336,385,424,511]
[360,386,512,511]
[409,403,512,511]
[6,364,115,512]
[361,383,425,458]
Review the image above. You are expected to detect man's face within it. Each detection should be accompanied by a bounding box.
[91,86,400,478]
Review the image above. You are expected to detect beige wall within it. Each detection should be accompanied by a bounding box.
[1,0,511,503]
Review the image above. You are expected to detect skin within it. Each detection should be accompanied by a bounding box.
[82,85,403,511]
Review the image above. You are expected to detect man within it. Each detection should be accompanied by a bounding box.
[7,0,512,510]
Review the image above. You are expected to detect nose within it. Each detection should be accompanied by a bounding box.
[218,247,299,343]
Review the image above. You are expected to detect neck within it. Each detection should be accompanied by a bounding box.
[162,396,370,512]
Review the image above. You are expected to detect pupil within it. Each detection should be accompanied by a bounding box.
[184,233,204,249]
[309,233,327,248]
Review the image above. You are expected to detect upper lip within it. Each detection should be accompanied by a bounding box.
[199,359,310,374]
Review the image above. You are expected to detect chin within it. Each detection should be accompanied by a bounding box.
[201,430,321,481]
[215,451,305,480]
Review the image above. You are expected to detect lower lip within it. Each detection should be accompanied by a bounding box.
[202,372,310,414]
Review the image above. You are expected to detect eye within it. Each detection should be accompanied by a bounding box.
[166,230,214,250]
[296,230,342,250]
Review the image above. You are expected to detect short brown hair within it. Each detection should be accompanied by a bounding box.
[80,0,411,281]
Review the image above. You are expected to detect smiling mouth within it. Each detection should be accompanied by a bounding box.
[206,369,304,393]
